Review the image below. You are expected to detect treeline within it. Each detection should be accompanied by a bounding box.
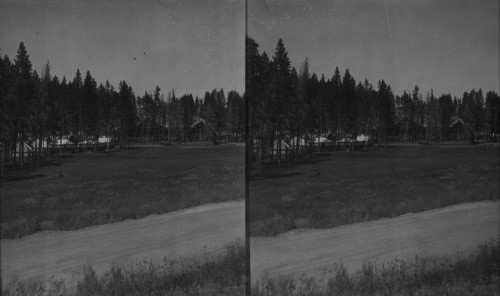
[137,87,244,143]
[246,37,500,165]
[0,42,244,169]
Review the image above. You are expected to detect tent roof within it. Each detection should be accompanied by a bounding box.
[16,142,33,151]
[290,137,306,145]
[32,139,50,147]
[449,118,464,128]
[311,136,331,143]
[98,136,112,143]
[55,138,72,145]
[356,134,370,141]
[273,139,290,149]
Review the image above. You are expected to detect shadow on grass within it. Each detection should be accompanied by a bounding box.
[377,144,403,149]
[252,171,303,181]
[3,157,70,174]
[121,145,145,150]
[250,152,335,181]
[2,174,45,182]
[3,149,125,175]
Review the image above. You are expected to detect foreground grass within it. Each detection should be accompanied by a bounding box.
[1,144,244,239]
[250,144,498,236]
[3,240,245,296]
[253,238,500,296]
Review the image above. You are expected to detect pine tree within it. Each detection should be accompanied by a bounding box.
[12,42,36,165]
[271,38,292,164]
[377,80,395,146]
[340,69,357,137]
[330,67,341,135]
[83,70,98,149]
[485,91,499,141]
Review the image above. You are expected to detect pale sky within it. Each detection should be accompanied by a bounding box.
[0,0,245,98]
[1,1,498,99]
[248,0,499,98]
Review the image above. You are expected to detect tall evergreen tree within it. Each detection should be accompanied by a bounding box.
[12,42,36,165]
[377,80,395,146]
[340,69,357,136]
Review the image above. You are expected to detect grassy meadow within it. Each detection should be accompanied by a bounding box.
[1,143,244,239]
[252,237,499,296]
[2,240,245,296]
[250,144,499,236]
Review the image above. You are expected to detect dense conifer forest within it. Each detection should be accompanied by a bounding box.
[0,42,244,173]
[247,37,500,166]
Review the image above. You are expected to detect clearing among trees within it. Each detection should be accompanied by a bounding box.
[1,144,244,239]
[250,144,498,237]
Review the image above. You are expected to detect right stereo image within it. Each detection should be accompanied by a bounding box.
[246,0,499,295]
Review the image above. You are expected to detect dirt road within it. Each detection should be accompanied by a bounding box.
[1,200,244,286]
[251,200,499,281]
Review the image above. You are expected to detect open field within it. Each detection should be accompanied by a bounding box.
[1,200,244,290]
[3,240,245,296]
[1,143,244,238]
[250,201,499,281]
[252,238,499,296]
[250,144,499,236]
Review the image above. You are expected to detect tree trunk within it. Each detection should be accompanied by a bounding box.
[1,140,4,177]
[277,129,281,165]
[59,125,63,155]
[317,131,320,152]
[39,126,43,160]
[20,129,24,167]
[1,121,5,176]
[167,123,171,143]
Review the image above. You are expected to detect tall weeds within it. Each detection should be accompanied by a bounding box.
[2,240,245,296]
[253,238,499,296]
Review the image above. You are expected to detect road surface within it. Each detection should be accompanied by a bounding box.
[1,200,244,286]
[251,200,499,281]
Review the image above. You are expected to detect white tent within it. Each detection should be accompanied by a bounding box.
[449,118,464,128]
[290,137,307,146]
[272,139,290,155]
[98,136,112,144]
[78,139,96,145]
[356,134,370,142]
[273,139,290,149]
[311,136,331,143]
[32,139,50,148]
[15,142,33,152]
[13,142,33,157]
[336,137,354,143]
[55,138,72,145]
[191,116,206,128]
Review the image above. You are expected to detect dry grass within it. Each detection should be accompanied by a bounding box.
[2,240,246,296]
[250,144,499,236]
[1,144,244,238]
[253,238,500,296]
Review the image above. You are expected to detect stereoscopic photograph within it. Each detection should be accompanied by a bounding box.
[0,0,245,295]
[1,0,499,295]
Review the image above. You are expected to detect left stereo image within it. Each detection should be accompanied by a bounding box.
[0,1,246,295]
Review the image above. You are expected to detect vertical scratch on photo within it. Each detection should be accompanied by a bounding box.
[384,0,392,39]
